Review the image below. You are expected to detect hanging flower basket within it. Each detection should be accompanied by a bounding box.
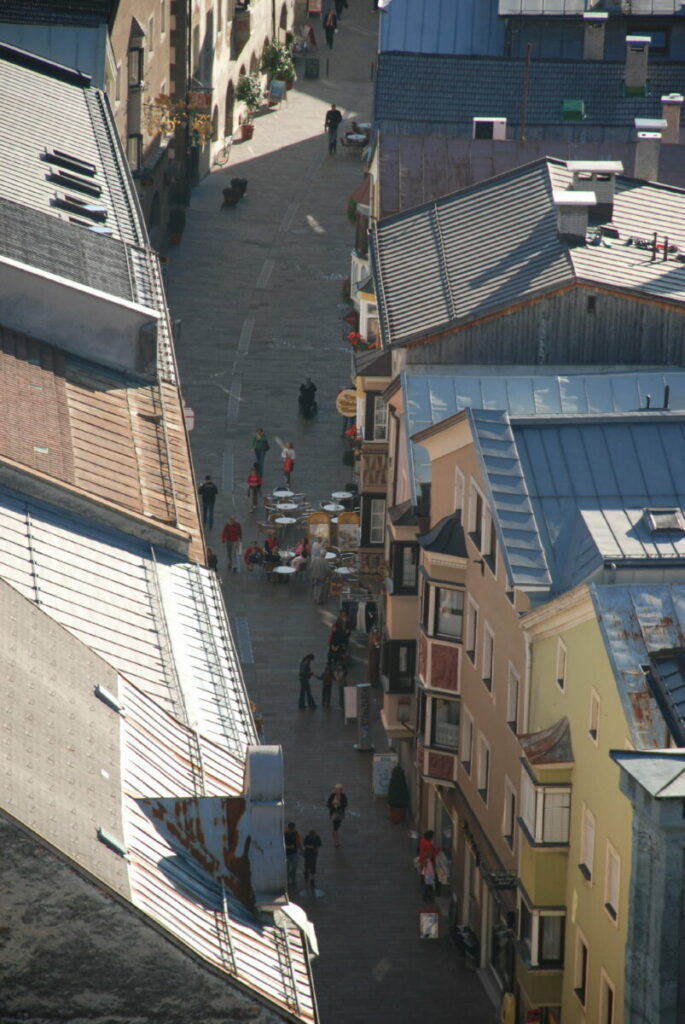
[347,331,378,352]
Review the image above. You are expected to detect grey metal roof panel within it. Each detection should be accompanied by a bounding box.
[0,23,107,85]
[0,1,113,25]
[374,53,685,139]
[501,0,681,11]
[379,0,504,56]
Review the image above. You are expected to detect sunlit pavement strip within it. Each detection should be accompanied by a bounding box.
[237,315,254,354]
[227,373,242,419]
[279,201,299,233]
[256,258,275,289]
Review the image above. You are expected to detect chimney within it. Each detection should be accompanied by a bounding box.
[630,121,663,180]
[553,190,596,244]
[625,35,651,96]
[566,160,623,222]
[661,93,683,144]
[583,12,608,61]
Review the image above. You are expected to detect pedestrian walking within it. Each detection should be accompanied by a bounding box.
[334,659,346,709]
[281,442,295,486]
[284,821,302,890]
[334,0,348,17]
[252,427,270,476]
[247,463,262,512]
[206,547,219,574]
[198,474,218,528]
[303,829,322,890]
[324,102,342,151]
[221,515,242,572]
[323,9,338,49]
[310,552,330,604]
[326,784,347,847]
[320,663,334,707]
[298,653,320,709]
[418,830,440,902]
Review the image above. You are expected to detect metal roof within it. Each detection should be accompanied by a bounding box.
[0,1,113,25]
[469,410,685,594]
[378,0,504,56]
[592,584,685,750]
[0,486,256,756]
[611,751,685,799]
[375,134,685,219]
[374,53,685,140]
[371,158,685,347]
[500,0,681,13]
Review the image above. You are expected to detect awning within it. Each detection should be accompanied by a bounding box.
[349,173,371,215]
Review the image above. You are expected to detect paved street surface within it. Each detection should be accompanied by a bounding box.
[167,5,497,1022]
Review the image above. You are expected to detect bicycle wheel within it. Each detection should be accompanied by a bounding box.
[215,138,232,167]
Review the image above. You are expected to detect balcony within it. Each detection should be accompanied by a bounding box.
[515,950,563,1010]
[518,835,568,908]
[359,447,387,492]
[380,693,413,739]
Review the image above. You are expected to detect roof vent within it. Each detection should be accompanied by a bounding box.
[472,117,507,140]
[643,508,685,534]
[567,161,623,222]
[95,683,122,712]
[42,149,97,177]
[583,11,607,61]
[96,827,128,857]
[47,169,102,198]
[660,94,683,145]
[51,194,107,223]
[553,190,596,242]
[562,98,586,123]
[625,35,651,97]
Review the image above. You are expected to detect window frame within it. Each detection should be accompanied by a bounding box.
[362,496,386,547]
[506,662,520,732]
[467,480,484,548]
[147,14,155,53]
[454,466,465,514]
[432,586,464,642]
[160,0,166,35]
[482,622,495,692]
[465,595,478,663]
[574,931,589,1007]
[520,771,571,846]
[430,696,460,752]
[477,732,490,805]
[579,805,595,881]
[518,896,565,969]
[461,706,474,775]
[502,776,516,850]
[556,638,567,691]
[382,640,416,693]
[600,970,616,1024]
[128,46,144,87]
[391,542,419,595]
[589,688,600,744]
[126,134,143,171]
[604,843,620,924]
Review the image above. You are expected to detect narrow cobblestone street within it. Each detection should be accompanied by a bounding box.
[166,6,498,1022]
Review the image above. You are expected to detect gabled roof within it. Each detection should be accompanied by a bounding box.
[611,750,685,800]
[418,512,467,558]
[0,1,113,25]
[371,158,685,347]
[374,53,685,140]
[375,134,685,219]
[469,408,685,595]
[593,584,685,750]
[378,0,504,56]
[0,575,316,1022]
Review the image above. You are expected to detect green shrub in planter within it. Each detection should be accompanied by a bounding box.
[236,73,263,120]
[387,765,410,808]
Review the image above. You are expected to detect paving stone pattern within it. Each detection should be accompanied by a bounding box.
[166,4,497,1021]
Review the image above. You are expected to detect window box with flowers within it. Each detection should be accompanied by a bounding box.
[347,331,378,353]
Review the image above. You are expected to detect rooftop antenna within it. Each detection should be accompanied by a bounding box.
[519,43,532,143]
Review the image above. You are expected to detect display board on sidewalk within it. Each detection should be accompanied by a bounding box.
[343,685,357,722]
[372,753,397,797]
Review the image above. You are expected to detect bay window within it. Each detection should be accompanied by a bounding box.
[430,698,459,751]
[520,771,571,845]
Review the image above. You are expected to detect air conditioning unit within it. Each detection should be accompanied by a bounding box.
[473,117,507,141]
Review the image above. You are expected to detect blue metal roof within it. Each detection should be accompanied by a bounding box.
[592,584,685,750]
[378,0,504,56]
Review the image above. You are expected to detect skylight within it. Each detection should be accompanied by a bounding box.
[43,149,97,177]
[643,508,685,533]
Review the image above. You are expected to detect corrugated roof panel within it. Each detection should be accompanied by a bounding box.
[379,0,504,56]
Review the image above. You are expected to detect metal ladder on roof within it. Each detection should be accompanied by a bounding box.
[218,885,237,975]
[272,919,301,1016]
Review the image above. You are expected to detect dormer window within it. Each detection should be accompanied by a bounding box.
[643,508,685,533]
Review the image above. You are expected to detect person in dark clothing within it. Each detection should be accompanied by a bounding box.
[334,0,348,17]
[320,663,335,707]
[284,822,302,889]
[252,427,270,476]
[323,9,338,50]
[324,102,342,150]
[299,654,320,709]
[326,783,348,847]
[206,547,219,574]
[198,475,218,527]
[303,830,322,889]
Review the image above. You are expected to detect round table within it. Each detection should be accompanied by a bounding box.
[274,516,297,526]
[273,565,296,576]
[277,501,298,511]
[322,503,344,513]
[325,551,338,561]
[273,488,294,498]
[334,566,354,576]
[279,549,296,562]
[332,491,353,501]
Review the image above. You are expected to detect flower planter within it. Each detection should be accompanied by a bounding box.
[286,80,294,91]
[169,232,183,245]
[389,806,406,824]
[241,122,255,140]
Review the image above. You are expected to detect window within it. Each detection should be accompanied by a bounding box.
[454,466,465,514]
[519,900,565,968]
[431,698,459,751]
[502,777,516,849]
[126,134,142,171]
[382,641,415,693]
[115,62,121,102]
[481,504,497,574]
[506,664,519,732]
[466,597,478,663]
[589,689,600,743]
[587,295,596,313]
[601,971,615,1024]
[148,15,155,52]
[434,588,464,641]
[217,0,222,32]
[128,47,144,86]
[461,707,473,775]
[482,623,494,691]
[467,481,484,548]
[575,932,589,1006]
[477,733,490,803]
[364,497,385,546]
[580,806,595,881]
[605,844,620,922]
[372,395,388,440]
[520,772,571,845]
[556,639,567,691]
[160,0,166,34]
[392,543,418,594]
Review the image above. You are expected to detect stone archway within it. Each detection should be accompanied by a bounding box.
[224,79,235,136]
[249,51,258,75]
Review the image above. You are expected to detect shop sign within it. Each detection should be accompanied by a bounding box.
[335,389,357,417]
[372,753,397,796]
[355,683,373,751]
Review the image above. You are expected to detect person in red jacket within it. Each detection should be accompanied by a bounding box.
[243,540,264,571]
[418,830,440,902]
[220,515,242,573]
[247,463,262,512]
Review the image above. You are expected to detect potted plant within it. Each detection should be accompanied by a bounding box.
[235,73,262,139]
[260,41,289,79]
[387,764,410,824]
[168,206,186,244]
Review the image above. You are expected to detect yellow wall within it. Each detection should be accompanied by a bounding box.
[529,614,633,1024]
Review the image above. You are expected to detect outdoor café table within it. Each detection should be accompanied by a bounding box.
[332,491,353,501]
[273,488,294,498]
[325,551,338,560]
[279,549,296,563]
[273,565,296,582]
[322,503,344,513]
[277,501,298,511]
[274,516,297,526]
[334,566,354,576]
